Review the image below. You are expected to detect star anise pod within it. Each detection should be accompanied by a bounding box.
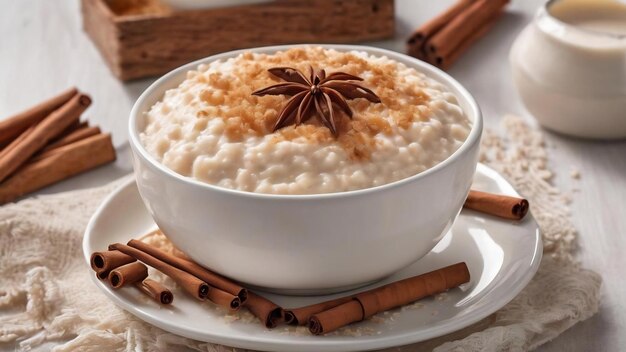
[252,66,381,136]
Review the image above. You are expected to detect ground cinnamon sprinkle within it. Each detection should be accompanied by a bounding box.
[268,116,392,161]
[190,47,433,159]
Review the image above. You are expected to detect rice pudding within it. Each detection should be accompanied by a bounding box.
[140,47,471,194]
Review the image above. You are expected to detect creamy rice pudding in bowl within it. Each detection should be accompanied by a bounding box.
[129,45,482,294]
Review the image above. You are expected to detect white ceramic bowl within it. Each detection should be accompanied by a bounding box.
[129,45,483,294]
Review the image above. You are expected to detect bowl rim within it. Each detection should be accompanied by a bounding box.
[129,44,483,200]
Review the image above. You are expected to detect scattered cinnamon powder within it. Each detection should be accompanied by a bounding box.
[187,47,433,160]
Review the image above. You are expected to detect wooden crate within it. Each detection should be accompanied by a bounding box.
[81,0,396,81]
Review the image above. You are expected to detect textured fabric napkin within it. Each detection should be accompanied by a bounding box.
[0,115,601,352]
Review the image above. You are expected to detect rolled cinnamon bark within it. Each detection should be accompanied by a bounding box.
[127,239,247,303]
[0,87,78,146]
[309,300,363,335]
[0,93,92,183]
[91,250,136,274]
[407,0,474,59]
[284,297,353,326]
[0,126,35,160]
[246,292,283,329]
[109,262,149,289]
[96,270,110,281]
[136,279,174,305]
[40,126,101,154]
[427,0,509,58]
[208,287,242,311]
[0,133,116,204]
[109,243,209,301]
[61,120,89,135]
[464,190,529,220]
[309,262,470,335]
[435,11,503,69]
[49,120,88,144]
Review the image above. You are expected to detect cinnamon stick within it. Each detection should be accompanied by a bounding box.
[207,287,242,311]
[0,93,92,183]
[407,0,474,59]
[62,120,89,135]
[91,250,136,275]
[50,120,88,143]
[427,0,509,59]
[0,87,77,146]
[290,262,473,326]
[40,126,101,154]
[96,270,111,281]
[0,133,116,204]
[309,300,363,335]
[109,243,210,301]
[464,190,529,220]
[127,239,247,303]
[436,11,503,70]
[284,297,353,326]
[136,279,173,305]
[309,263,470,335]
[109,262,149,289]
[246,292,283,329]
[0,125,36,160]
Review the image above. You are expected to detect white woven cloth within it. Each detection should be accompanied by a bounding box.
[0,115,602,352]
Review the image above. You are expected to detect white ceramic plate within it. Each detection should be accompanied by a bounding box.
[83,164,542,352]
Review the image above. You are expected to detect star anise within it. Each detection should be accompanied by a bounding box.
[252,66,381,136]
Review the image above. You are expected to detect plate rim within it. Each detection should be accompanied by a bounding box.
[82,163,543,351]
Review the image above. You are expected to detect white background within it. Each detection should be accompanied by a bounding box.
[0,0,624,351]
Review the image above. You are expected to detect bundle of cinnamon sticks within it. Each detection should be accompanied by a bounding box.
[91,249,174,304]
[90,231,473,334]
[91,234,283,328]
[0,88,116,204]
[407,0,509,70]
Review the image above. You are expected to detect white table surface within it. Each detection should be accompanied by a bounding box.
[1,0,624,351]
